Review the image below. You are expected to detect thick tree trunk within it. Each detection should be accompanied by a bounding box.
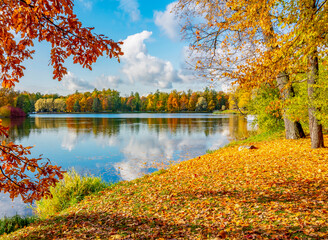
[264,25,305,140]
[307,54,324,148]
[276,72,306,139]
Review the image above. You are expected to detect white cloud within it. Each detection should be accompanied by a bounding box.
[94,75,123,89]
[154,2,180,40]
[60,71,93,92]
[59,72,124,94]
[78,0,93,10]
[118,0,140,22]
[121,31,183,89]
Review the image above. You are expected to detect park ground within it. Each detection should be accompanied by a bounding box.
[2,133,328,239]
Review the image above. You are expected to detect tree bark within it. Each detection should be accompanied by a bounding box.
[264,23,306,140]
[276,72,306,139]
[307,54,324,148]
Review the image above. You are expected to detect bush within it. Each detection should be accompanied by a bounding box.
[0,106,11,118]
[248,86,284,132]
[10,107,26,118]
[0,106,26,118]
[33,169,110,219]
[0,215,37,236]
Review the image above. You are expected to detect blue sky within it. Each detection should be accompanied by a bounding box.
[14,0,212,96]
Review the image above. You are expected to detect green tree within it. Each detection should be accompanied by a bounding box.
[73,100,81,112]
[92,97,101,112]
[15,94,31,114]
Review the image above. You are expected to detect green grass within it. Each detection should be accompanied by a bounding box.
[33,169,110,219]
[226,130,285,146]
[213,109,247,114]
[206,130,285,154]
[0,215,37,236]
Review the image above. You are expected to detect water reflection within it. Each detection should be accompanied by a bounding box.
[1,113,252,217]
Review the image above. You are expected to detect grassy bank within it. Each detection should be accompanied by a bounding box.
[33,169,110,219]
[0,170,109,237]
[3,134,328,239]
[213,109,247,114]
[0,215,37,236]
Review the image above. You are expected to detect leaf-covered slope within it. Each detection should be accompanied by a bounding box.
[4,135,328,239]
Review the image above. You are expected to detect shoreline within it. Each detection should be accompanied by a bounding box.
[11,131,328,239]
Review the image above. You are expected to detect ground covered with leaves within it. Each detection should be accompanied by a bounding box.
[3,135,328,239]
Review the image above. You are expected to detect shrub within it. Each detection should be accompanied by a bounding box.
[33,169,110,219]
[0,215,37,236]
[10,107,26,118]
[248,86,284,133]
[0,106,26,118]
[0,106,11,118]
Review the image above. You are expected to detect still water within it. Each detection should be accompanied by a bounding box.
[0,113,252,217]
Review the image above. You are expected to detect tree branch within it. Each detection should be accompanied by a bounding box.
[0,165,28,189]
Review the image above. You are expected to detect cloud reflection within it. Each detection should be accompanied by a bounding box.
[61,130,78,151]
[0,193,32,217]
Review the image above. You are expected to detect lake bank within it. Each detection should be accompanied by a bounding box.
[4,133,328,239]
[0,113,252,218]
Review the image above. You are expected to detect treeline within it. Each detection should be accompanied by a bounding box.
[0,88,230,115]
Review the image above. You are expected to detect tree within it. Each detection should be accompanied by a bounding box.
[188,92,198,111]
[92,97,101,112]
[0,0,123,202]
[175,0,327,147]
[54,98,66,112]
[16,94,32,114]
[45,98,54,112]
[167,90,180,112]
[73,100,81,112]
[196,96,207,111]
[79,97,88,112]
[0,88,17,107]
[35,98,46,112]
[65,95,75,113]
[179,92,189,111]
[134,92,141,111]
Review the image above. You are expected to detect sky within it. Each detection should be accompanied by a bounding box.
[14,0,216,96]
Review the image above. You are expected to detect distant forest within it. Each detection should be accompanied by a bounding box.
[0,88,230,116]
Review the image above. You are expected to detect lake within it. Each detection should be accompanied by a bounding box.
[0,113,253,217]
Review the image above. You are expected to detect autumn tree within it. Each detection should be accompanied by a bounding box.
[188,92,198,111]
[79,96,88,112]
[179,92,189,111]
[0,88,18,107]
[175,0,328,147]
[274,0,327,148]
[65,95,76,112]
[35,98,54,112]
[175,0,303,134]
[167,90,180,112]
[54,98,66,112]
[0,0,123,202]
[196,96,207,111]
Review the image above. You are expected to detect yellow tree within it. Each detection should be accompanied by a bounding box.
[167,90,180,112]
[0,0,123,202]
[176,0,327,148]
[179,92,189,111]
[272,0,328,148]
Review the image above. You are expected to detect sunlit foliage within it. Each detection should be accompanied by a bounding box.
[5,135,328,239]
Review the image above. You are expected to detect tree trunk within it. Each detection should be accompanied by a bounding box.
[264,24,305,140]
[276,72,306,139]
[307,54,324,148]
